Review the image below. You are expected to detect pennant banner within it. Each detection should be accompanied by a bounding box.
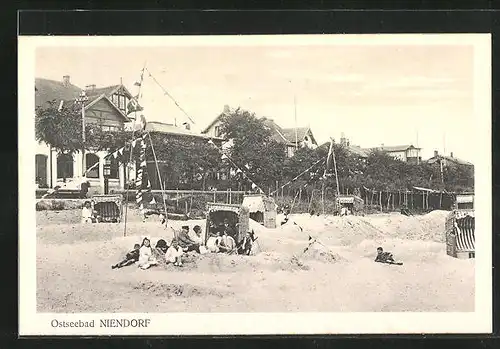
[207,139,265,194]
[270,157,325,196]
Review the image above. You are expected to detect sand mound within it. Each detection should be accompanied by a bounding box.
[133,281,231,298]
[300,241,344,263]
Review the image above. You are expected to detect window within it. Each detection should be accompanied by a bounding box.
[86,153,100,178]
[57,154,74,179]
[110,158,119,179]
[118,95,126,111]
[407,149,418,158]
[35,154,48,186]
[214,126,220,137]
[102,125,120,132]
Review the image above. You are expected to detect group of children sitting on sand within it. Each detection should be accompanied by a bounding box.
[111,223,258,270]
[111,236,184,270]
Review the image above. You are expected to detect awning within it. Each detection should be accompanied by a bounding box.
[242,196,265,212]
[456,195,474,203]
[413,186,437,192]
[337,197,355,204]
[207,203,241,214]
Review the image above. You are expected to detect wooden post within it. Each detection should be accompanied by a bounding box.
[322,184,325,215]
[229,188,232,204]
[213,191,216,203]
[299,187,302,203]
[439,192,443,209]
[392,192,395,211]
[379,191,382,212]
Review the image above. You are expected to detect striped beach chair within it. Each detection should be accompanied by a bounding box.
[445,210,475,259]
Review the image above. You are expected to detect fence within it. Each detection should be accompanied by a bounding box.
[271,186,464,214]
[111,189,250,217]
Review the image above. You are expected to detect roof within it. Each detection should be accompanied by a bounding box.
[242,194,277,212]
[346,145,369,158]
[145,121,215,139]
[317,141,369,158]
[35,78,82,108]
[36,78,135,122]
[281,127,312,144]
[202,114,224,133]
[427,155,473,167]
[202,114,315,146]
[371,145,421,152]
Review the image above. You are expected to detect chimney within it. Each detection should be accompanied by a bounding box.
[340,132,346,146]
[434,150,438,157]
[346,139,350,147]
[85,84,96,92]
[62,75,70,87]
[182,122,191,130]
[450,152,454,158]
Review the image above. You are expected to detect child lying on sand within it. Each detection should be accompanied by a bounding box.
[375,247,403,265]
[112,244,141,269]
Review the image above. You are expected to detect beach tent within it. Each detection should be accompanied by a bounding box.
[241,194,277,228]
[204,203,249,245]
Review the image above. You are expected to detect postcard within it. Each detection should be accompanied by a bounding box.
[19,34,492,335]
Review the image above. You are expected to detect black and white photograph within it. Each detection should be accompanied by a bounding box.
[18,34,491,335]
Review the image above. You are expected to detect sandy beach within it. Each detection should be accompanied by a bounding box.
[36,209,474,313]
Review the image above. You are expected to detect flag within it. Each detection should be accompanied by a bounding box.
[112,151,118,159]
[324,139,334,175]
[118,148,124,156]
[132,139,137,148]
[127,96,143,114]
[134,81,142,87]
[207,139,214,145]
[140,115,147,131]
[58,100,64,112]
[221,154,228,160]
[149,197,156,204]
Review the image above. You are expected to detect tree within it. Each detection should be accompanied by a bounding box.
[35,101,85,155]
[147,133,222,190]
[219,107,286,192]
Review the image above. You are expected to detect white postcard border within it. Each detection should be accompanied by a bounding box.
[19,34,492,336]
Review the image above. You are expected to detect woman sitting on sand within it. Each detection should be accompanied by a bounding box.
[206,232,222,253]
[153,239,169,264]
[137,237,158,270]
[218,230,236,254]
[81,201,98,223]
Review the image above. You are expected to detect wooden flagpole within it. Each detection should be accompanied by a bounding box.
[147,132,170,233]
[123,62,146,237]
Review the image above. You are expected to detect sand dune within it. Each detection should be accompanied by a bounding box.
[36,210,474,313]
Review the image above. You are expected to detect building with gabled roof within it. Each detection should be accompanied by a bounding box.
[35,75,142,194]
[202,109,318,158]
[427,150,473,168]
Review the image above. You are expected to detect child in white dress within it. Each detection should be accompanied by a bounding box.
[137,237,158,270]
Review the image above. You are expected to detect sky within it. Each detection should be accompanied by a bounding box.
[35,42,476,162]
